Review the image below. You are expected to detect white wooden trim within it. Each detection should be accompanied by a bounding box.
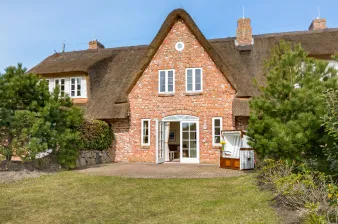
[54,78,66,96]
[185,68,203,93]
[70,77,84,98]
[158,69,175,94]
[43,76,87,98]
[46,78,54,93]
[212,117,223,146]
[82,77,87,97]
[180,121,200,163]
[155,119,159,163]
[141,119,151,146]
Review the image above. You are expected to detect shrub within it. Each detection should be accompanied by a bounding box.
[79,119,113,151]
[258,159,338,223]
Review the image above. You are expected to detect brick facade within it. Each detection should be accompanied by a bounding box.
[309,18,327,30]
[113,20,236,164]
[236,18,252,46]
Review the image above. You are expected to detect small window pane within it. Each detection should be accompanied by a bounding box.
[182,123,189,131]
[142,120,150,145]
[190,123,196,131]
[215,128,221,136]
[182,132,189,140]
[214,136,220,144]
[144,136,149,144]
[190,149,197,158]
[168,71,173,92]
[195,69,201,91]
[195,83,201,91]
[213,118,222,145]
[187,70,193,83]
[160,72,165,92]
[187,84,193,91]
[190,141,197,149]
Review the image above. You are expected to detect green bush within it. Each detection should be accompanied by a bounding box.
[302,203,327,224]
[79,119,113,151]
[322,88,338,176]
[0,64,83,170]
[258,159,338,223]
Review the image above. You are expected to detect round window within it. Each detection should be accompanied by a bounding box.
[175,42,185,51]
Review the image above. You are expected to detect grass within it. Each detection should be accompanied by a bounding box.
[0,172,280,224]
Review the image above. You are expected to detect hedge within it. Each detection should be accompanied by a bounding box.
[79,119,113,151]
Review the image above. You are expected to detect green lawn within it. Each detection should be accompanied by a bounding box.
[0,172,280,224]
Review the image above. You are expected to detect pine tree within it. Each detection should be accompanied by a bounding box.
[0,64,83,170]
[247,41,338,163]
[323,87,338,174]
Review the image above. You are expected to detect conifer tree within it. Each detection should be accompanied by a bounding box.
[323,87,338,173]
[0,64,83,170]
[247,41,338,162]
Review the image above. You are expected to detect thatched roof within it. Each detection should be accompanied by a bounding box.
[29,46,148,120]
[29,9,338,119]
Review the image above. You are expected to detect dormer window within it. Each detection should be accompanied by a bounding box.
[186,68,203,92]
[55,78,66,97]
[158,70,175,94]
[45,76,87,98]
[70,77,82,97]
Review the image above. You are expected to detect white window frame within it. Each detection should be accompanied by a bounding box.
[212,117,223,146]
[141,119,151,146]
[70,77,83,98]
[45,79,53,93]
[54,78,66,97]
[185,68,203,93]
[158,69,175,94]
[42,77,87,98]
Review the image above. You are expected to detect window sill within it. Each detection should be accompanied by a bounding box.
[141,145,150,149]
[72,98,88,104]
[184,92,203,96]
[158,93,175,97]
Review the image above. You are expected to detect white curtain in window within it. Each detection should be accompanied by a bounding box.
[164,122,170,161]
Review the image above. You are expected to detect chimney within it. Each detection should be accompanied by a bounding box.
[88,39,105,49]
[309,18,327,30]
[236,18,253,46]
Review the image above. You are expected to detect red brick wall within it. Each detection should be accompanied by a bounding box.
[114,20,236,164]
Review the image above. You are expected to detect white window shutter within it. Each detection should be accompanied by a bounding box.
[82,76,87,97]
[48,79,54,93]
[64,78,70,97]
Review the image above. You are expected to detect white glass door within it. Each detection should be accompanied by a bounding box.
[180,121,199,163]
[156,120,165,164]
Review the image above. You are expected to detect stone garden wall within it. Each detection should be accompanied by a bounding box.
[76,150,112,168]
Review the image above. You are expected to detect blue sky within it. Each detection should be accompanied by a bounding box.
[1,0,338,72]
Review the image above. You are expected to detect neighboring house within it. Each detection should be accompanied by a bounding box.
[29,9,338,164]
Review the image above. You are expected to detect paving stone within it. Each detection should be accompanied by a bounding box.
[75,162,249,178]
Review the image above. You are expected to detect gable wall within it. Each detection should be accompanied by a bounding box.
[114,20,236,164]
